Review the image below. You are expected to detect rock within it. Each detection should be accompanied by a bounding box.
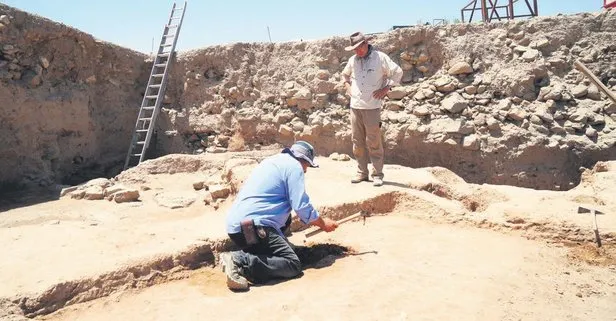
[585,127,598,138]
[40,57,50,69]
[413,105,430,116]
[154,192,196,209]
[385,101,404,111]
[329,152,340,160]
[529,114,543,125]
[209,184,231,199]
[337,154,351,161]
[294,88,311,100]
[417,65,430,73]
[550,124,566,135]
[430,118,464,134]
[83,186,105,200]
[530,38,549,49]
[415,88,435,100]
[538,87,551,101]
[441,93,468,114]
[60,186,78,197]
[417,53,429,63]
[70,190,86,200]
[530,124,550,135]
[206,146,227,153]
[203,191,214,205]
[497,98,512,110]
[316,70,330,80]
[605,102,616,115]
[283,81,295,90]
[448,62,473,75]
[593,161,609,173]
[291,119,305,132]
[111,188,139,203]
[521,49,540,61]
[507,107,528,121]
[387,87,408,100]
[569,110,588,123]
[85,75,97,84]
[571,85,588,98]
[486,116,501,130]
[464,86,477,95]
[586,86,601,100]
[0,15,9,25]
[463,134,480,150]
[193,181,205,190]
[86,178,112,188]
[588,113,605,126]
[313,80,337,95]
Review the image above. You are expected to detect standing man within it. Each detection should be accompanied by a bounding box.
[342,32,403,187]
[221,141,338,291]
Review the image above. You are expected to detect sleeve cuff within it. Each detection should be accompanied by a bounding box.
[299,208,320,224]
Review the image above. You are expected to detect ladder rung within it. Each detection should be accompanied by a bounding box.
[131,154,142,157]
[149,84,162,88]
[167,25,178,28]
[139,117,152,121]
[163,34,175,38]
[145,95,158,99]
[170,16,181,19]
[154,64,167,68]
[136,129,149,132]
[174,7,184,11]
[136,141,146,145]
[158,53,171,57]
[161,44,173,47]
[152,74,164,78]
[142,107,155,110]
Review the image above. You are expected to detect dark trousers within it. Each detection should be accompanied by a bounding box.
[228,226,302,284]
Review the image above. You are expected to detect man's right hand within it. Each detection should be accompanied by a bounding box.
[312,217,338,232]
[320,217,338,232]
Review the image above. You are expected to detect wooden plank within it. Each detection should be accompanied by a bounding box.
[574,60,616,105]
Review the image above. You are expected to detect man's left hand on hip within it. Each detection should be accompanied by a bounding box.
[372,86,390,100]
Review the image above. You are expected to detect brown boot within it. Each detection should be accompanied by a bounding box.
[351,174,369,184]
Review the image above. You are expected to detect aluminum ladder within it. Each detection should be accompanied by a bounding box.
[124,1,187,170]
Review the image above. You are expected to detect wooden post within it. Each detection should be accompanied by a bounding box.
[574,60,616,104]
[508,0,514,19]
[533,0,538,16]
[481,0,488,22]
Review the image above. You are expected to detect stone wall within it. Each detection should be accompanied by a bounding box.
[162,10,616,190]
[0,4,148,189]
[1,4,616,191]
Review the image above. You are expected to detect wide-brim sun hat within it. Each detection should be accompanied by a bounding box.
[344,31,374,51]
[282,141,319,168]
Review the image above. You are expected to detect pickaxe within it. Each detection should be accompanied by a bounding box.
[301,210,369,243]
[577,206,605,247]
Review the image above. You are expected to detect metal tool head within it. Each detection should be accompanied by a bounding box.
[577,206,604,215]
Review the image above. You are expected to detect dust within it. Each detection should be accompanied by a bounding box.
[567,243,616,267]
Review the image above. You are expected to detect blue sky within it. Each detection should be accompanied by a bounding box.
[1,0,605,53]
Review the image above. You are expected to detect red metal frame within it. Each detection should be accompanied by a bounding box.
[605,0,616,9]
[461,0,538,23]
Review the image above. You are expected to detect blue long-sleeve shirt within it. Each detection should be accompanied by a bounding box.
[226,153,320,235]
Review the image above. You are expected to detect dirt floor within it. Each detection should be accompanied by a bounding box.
[40,215,616,321]
[2,153,616,320]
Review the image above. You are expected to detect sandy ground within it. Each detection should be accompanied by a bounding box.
[40,215,616,321]
[1,154,616,319]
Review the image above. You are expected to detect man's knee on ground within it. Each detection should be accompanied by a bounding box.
[288,256,302,277]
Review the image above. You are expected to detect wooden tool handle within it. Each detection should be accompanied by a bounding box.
[304,212,364,238]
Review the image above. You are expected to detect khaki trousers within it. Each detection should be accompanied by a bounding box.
[350,108,384,179]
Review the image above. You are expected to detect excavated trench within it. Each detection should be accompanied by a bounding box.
[3,189,615,320]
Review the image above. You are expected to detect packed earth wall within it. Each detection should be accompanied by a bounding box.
[2,4,616,191]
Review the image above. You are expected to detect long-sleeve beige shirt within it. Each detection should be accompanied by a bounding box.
[342,49,403,110]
